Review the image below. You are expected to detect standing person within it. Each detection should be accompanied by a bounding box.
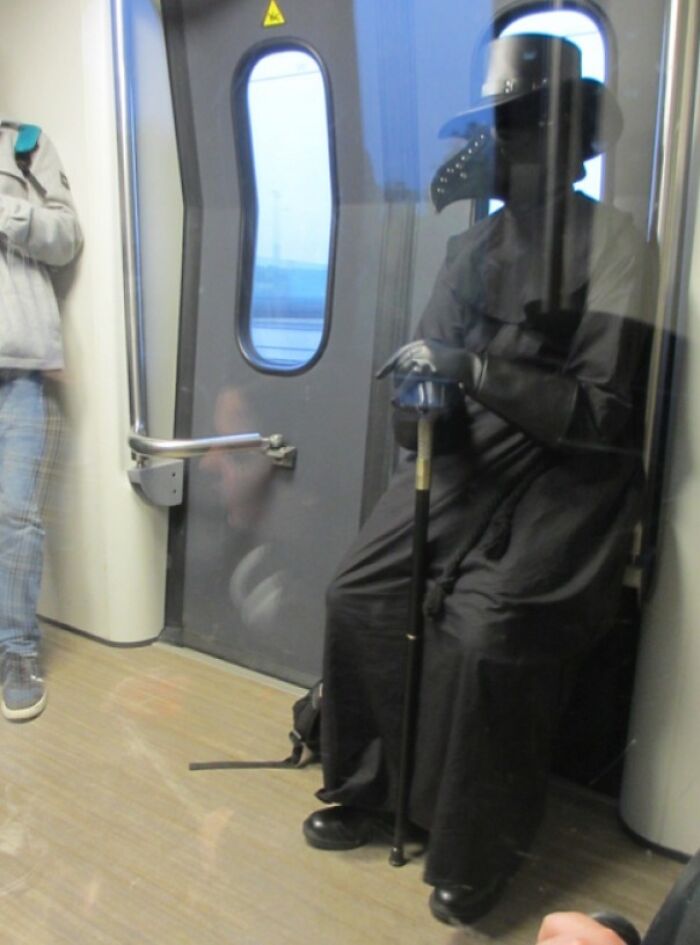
[302,35,650,926]
[0,120,82,721]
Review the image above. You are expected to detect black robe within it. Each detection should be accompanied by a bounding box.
[317,192,650,889]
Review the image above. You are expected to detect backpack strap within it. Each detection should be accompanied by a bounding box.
[189,757,299,771]
[189,682,322,772]
[1,121,42,176]
[14,124,41,177]
[15,123,41,155]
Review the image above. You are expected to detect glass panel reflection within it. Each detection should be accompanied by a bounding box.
[488,8,607,213]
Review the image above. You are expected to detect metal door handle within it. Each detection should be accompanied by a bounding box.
[127,432,296,507]
[128,431,296,466]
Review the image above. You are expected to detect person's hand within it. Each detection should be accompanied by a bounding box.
[537,912,627,945]
[376,339,482,389]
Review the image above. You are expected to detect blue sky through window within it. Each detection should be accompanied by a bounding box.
[245,50,333,369]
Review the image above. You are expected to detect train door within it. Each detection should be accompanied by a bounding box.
[161,0,425,684]
[160,0,672,687]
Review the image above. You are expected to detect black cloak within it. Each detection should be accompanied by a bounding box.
[317,191,650,890]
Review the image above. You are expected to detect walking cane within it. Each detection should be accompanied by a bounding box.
[389,382,441,868]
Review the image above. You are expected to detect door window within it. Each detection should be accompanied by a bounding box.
[236,47,336,372]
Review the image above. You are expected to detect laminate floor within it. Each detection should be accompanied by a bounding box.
[0,624,683,945]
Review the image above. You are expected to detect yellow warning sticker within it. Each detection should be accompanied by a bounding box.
[263,0,286,28]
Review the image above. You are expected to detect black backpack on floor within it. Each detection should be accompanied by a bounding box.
[189,680,322,771]
[289,680,322,767]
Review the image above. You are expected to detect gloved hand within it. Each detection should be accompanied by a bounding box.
[391,373,455,415]
[379,338,581,449]
[377,339,483,390]
[377,339,480,419]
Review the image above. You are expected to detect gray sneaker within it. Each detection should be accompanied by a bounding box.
[1,653,47,721]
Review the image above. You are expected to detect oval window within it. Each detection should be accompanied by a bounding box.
[238,48,336,372]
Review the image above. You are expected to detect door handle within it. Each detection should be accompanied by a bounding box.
[127,432,297,507]
[129,431,297,466]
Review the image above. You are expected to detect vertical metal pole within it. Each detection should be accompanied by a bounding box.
[110,0,148,436]
[541,27,565,316]
[638,0,700,587]
[390,415,434,867]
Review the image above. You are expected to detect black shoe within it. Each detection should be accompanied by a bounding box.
[429,877,507,926]
[302,806,394,851]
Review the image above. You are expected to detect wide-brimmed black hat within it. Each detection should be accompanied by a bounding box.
[439,33,622,159]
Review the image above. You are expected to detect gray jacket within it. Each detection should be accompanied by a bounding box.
[0,122,83,370]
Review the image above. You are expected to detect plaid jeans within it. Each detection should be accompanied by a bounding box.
[0,371,55,657]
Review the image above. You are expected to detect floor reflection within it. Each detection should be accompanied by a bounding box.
[0,624,682,945]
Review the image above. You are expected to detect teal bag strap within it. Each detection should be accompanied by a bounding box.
[11,124,42,178]
[15,123,41,157]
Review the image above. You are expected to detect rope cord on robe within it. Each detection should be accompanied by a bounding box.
[424,455,551,618]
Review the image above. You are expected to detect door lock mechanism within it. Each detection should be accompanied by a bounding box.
[263,434,297,469]
[128,431,298,506]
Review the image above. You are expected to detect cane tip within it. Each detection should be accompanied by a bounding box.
[389,847,407,867]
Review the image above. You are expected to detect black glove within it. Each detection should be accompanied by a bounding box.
[376,339,483,390]
[377,340,473,449]
[378,338,607,450]
[378,338,581,449]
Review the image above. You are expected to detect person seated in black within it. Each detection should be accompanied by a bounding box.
[303,33,650,926]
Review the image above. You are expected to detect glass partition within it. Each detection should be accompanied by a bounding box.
[17,0,694,942]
